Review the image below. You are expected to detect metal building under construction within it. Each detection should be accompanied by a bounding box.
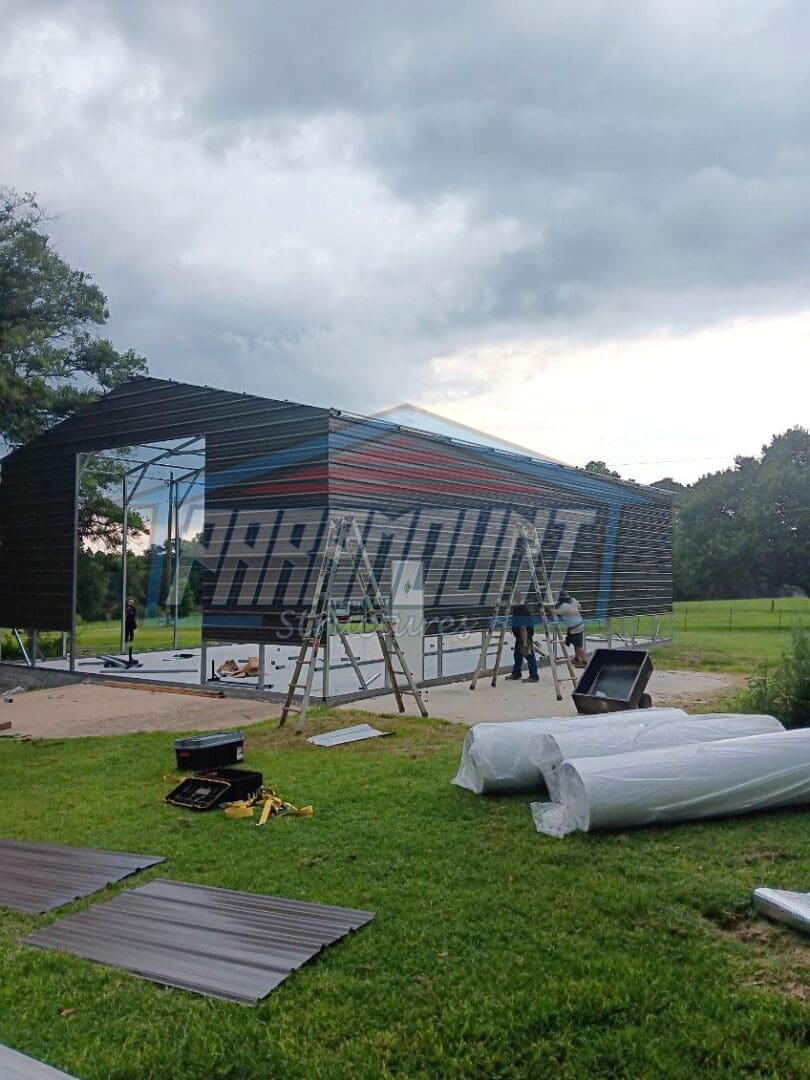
[0,377,673,699]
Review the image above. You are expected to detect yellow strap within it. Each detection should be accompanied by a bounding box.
[257,797,275,827]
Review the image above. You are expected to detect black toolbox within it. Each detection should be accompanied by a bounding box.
[572,649,653,714]
[165,768,263,811]
[174,731,245,771]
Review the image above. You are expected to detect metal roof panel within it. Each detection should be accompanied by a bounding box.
[26,878,375,1005]
[0,839,164,914]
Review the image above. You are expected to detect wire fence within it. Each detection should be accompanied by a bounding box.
[673,599,810,632]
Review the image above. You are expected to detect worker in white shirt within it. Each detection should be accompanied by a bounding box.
[551,589,588,668]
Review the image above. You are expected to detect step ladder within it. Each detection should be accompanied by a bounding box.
[280,516,429,731]
[469,522,578,701]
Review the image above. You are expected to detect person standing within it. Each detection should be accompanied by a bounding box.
[124,598,138,644]
[505,592,539,682]
[552,589,587,668]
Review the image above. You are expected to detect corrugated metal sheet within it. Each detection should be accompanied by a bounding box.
[25,877,375,1004]
[0,377,330,639]
[307,724,390,746]
[0,375,672,642]
[0,838,164,914]
[328,414,672,625]
[0,1045,78,1080]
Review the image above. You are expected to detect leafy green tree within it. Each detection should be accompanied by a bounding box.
[1,188,149,551]
[672,429,810,599]
[0,188,147,446]
[584,460,621,478]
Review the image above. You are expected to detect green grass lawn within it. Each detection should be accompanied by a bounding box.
[651,599,810,674]
[1,712,809,1079]
[74,617,201,655]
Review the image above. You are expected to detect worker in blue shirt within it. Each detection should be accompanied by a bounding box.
[505,592,539,682]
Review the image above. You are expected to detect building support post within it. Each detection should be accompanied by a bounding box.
[173,475,180,650]
[322,619,331,703]
[258,644,266,693]
[120,472,128,654]
[69,453,85,675]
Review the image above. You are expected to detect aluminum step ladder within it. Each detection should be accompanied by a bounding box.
[280,516,428,731]
[469,522,578,701]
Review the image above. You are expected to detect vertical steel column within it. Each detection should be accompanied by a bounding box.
[69,454,83,674]
[199,641,208,686]
[173,476,180,649]
[120,472,128,654]
[437,633,444,678]
[29,629,37,668]
[321,608,331,702]
[165,470,173,639]
[258,644,266,692]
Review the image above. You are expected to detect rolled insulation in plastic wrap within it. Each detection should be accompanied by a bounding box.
[533,714,784,800]
[452,708,687,795]
[753,888,810,936]
[557,727,810,832]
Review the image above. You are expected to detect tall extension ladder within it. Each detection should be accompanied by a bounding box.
[280,516,429,731]
[469,522,578,701]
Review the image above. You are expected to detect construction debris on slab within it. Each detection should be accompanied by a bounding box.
[25,878,375,1005]
[307,723,391,747]
[0,1043,78,1080]
[753,888,810,936]
[0,838,164,915]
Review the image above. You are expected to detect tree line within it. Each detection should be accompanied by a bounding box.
[589,428,810,600]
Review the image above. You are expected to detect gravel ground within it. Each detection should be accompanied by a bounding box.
[0,666,745,740]
[0,682,278,739]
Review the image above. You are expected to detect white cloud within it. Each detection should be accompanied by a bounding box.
[419,311,810,484]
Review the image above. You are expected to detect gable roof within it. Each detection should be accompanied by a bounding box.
[373,404,566,465]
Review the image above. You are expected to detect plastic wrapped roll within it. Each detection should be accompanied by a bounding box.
[558,728,810,832]
[753,888,810,936]
[533,714,783,800]
[452,708,687,795]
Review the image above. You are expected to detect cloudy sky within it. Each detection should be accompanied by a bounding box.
[3,0,809,483]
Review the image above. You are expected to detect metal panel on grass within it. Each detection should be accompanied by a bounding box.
[25,877,375,1004]
[0,838,164,914]
[0,1045,78,1080]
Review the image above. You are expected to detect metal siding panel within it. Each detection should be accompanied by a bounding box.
[0,378,671,643]
[25,878,375,1005]
[0,378,330,639]
[0,838,164,914]
[0,1045,78,1080]
[327,416,672,628]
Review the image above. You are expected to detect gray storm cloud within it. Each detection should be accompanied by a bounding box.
[3,0,809,409]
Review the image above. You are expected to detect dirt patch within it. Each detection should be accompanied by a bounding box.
[0,682,278,738]
[645,669,746,711]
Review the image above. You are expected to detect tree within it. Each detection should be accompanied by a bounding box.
[1,188,149,551]
[584,460,622,478]
[0,188,147,446]
[672,428,810,599]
